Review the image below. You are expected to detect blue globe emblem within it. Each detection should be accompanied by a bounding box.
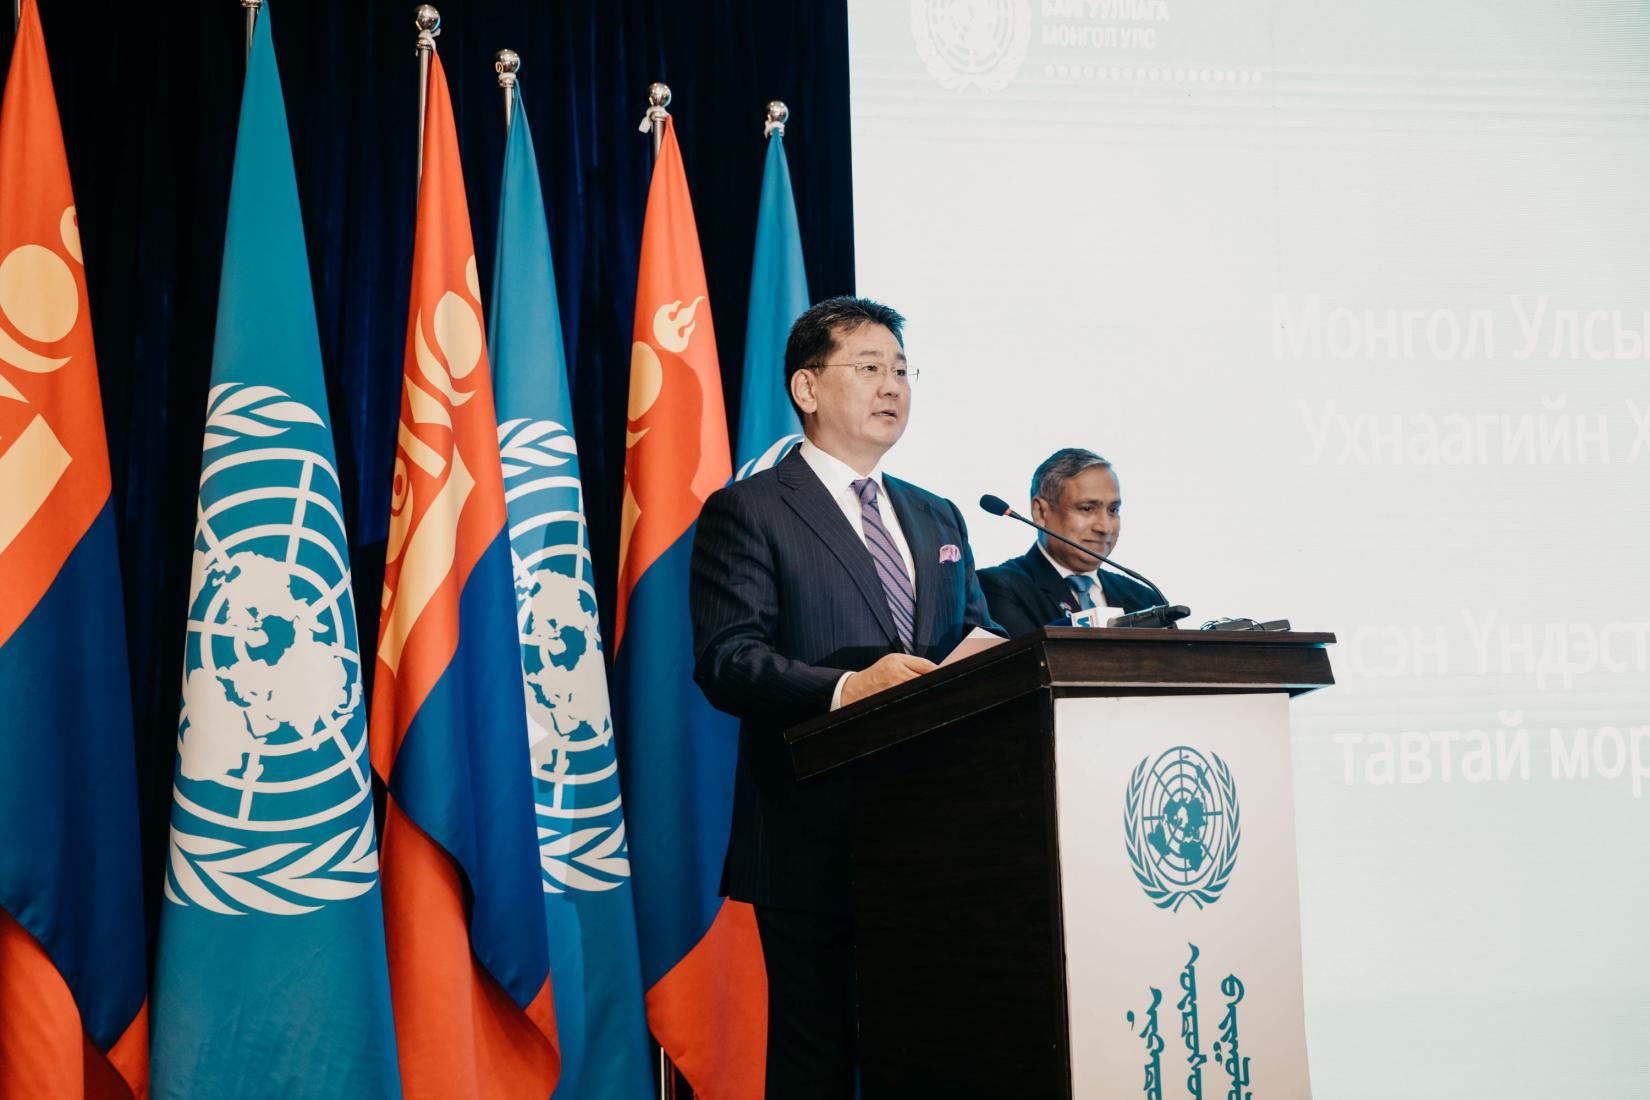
[1124,746,1241,911]
[166,386,378,916]
[500,417,631,894]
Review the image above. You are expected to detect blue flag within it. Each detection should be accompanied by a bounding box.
[735,126,809,479]
[150,7,400,1096]
[488,82,653,1100]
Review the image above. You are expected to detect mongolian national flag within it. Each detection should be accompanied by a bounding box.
[0,0,149,1094]
[734,121,808,480]
[488,80,652,1100]
[615,112,766,1098]
[369,47,558,1099]
[149,7,400,1096]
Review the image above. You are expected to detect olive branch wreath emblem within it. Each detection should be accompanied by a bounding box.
[166,383,380,916]
[498,416,633,895]
[166,820,380,916]
[1124,747,1241,912]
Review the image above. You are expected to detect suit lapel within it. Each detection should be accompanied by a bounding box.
[885,476,939,649]
[1098,572,1120,611]
[1024,544,1076,617]
[777,450,901,648]
[1099,572,1148,612]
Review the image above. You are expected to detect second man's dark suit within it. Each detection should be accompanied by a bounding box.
[689,446,998,1097]
[977,542,1156,637]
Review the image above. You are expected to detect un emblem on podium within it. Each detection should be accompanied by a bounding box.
[166,383,378,917]
[1124,746,1241,912]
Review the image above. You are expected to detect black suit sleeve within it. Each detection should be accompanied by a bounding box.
[977,569,1045,639]
[690,485,843,729]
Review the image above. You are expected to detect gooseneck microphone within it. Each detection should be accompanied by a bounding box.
[978,493,1174,610]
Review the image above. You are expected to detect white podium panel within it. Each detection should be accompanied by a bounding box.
[1055,693,1311,1100]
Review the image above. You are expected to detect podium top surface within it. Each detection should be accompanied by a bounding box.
[785,627,1336,779]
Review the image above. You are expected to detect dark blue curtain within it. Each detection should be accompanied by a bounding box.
[0,0,853,945]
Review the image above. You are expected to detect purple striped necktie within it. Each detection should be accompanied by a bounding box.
[852,477,916,652]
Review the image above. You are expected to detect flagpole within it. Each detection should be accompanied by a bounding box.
[641,84,677,1100]
[240,0,261,63]
[495,49,519,133]
[643,82,671,161]
[642,73,675,1100]
[414,4,440,178]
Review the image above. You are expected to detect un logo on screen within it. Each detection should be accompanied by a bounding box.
[1124,746,1241,912]
[500,417,631,894]
[910,0,1031,93]
[166,384,378,917]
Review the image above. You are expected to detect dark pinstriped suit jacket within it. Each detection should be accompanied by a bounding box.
[690,446,998,913]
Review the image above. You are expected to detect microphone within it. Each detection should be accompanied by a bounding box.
[978,493,1185,623]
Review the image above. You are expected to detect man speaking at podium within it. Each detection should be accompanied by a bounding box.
[690,297,997,1097]
[978,447,1156,636]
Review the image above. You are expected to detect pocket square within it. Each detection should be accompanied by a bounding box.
[938,543,962,563]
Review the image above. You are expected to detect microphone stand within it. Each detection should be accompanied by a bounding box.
[979,494,1190,628]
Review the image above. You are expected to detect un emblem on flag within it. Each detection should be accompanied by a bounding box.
[500,417,631,894]
[1124,746,1241,912]
[165,383,379,916]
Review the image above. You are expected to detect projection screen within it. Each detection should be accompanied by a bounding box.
[848,2,1650,1095]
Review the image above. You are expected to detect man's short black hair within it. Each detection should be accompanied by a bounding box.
[782,296,907,415]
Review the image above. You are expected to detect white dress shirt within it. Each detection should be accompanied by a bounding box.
[797,438,917,709]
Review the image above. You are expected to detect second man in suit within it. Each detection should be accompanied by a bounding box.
[690,296,998,1097]
[978,447,1156,636]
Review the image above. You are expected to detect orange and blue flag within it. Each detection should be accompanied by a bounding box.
[0,0,148,1094]
[149,6,400,1095]
[615,112,767,1098]
[369,48,558,1099]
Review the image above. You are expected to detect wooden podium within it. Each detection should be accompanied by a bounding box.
[784,627,1335,1098]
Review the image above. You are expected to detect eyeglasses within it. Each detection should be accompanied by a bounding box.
[816,361,921,384]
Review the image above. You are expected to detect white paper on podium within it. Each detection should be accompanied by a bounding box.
[938,627,1003,667]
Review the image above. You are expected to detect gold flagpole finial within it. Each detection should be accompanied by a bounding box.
[764,100,789,138]
[496,49,521,130]
[641,82,672,158]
